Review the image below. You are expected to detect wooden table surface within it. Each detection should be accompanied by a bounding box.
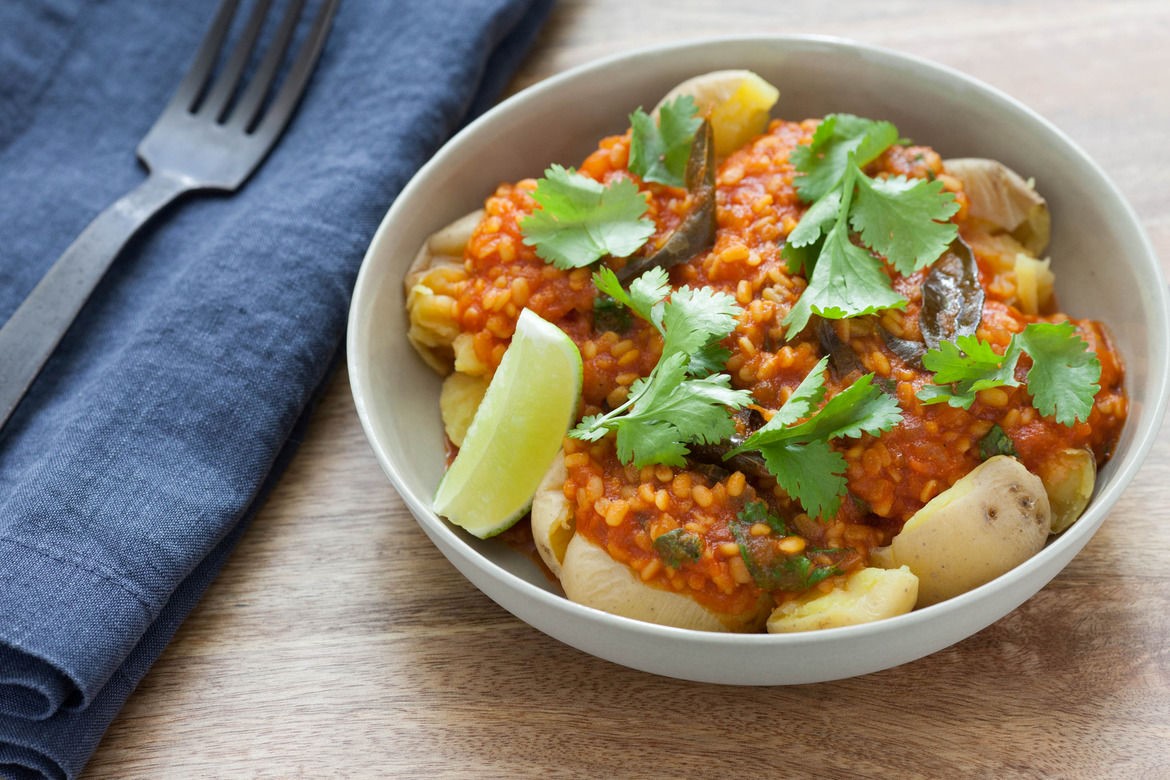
[86,2,1170,777]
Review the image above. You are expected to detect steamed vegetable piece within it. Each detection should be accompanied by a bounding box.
[531,451,573,579]
[403,209,482,375]
[653,69,779,158]
[876,456,1051,607]
[1036,447,1097,534]
[945,157,1050,254]
[766,567,919,633]
[438,372,489,447]
[532,454,771,631]
[560,533,773,632]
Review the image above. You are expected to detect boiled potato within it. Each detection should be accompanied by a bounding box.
[884,456,1051,607]
[1036,447,1096,534]
[404,210,483,374]
[438,372,489,447]
[530,452,574,579]
[559,533,771,632]
[766,566,918,633]
[532,456,769,632]
[944,158,1050,255]
[1013,252,1055,315]
[654,70,779,158]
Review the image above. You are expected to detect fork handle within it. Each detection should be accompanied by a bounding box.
[0,169,192,429]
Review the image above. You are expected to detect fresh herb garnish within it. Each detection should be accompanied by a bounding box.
[653,528,704,568]
[1015,322,1102,425]
[728,357,903,520]
[732,501,838,591]
[592,293,632,334]
[570,267,752,467]
[917,321,1101,426]
[738,498,789,535]
[782,114,960,336]
[628,95,703,188]
[519,164,655,270]
[979,424,1017,460]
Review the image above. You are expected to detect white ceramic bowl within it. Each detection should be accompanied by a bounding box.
[347,36,1169,685]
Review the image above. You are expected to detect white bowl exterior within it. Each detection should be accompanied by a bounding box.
[348,36,1170,685]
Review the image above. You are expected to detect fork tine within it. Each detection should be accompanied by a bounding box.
[226,0,308,130]
[165,0,240,114]
[199,0,274,121]
[234,0,339,135]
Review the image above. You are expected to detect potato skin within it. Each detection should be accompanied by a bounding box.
[530,451,574,579]
[887,456,1051,607]
[1035,447,1096,534]
[531,456,770,632]
[766,567,919,633]
[560,534,771,633]
[404,210,483,375]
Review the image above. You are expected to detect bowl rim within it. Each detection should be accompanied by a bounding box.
[347,33,1170,669]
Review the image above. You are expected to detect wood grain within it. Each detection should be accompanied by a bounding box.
[86,2,1170,778]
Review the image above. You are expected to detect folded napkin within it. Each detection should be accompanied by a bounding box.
[0,0,553,776]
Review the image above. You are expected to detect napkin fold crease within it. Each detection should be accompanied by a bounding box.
[0,0,554,777]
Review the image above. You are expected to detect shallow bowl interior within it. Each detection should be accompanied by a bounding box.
[348,36,1169,685]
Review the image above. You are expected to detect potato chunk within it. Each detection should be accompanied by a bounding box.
[559,534,771,632]
[885,456,1051,607]
[766,567,918,633]
[530,452,574,579]
[404,210,483,374]
[1036,447,1096,534]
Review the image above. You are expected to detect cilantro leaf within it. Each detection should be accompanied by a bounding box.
[782,115,959,339]
[1016,321,1101,425]
[592,294,632,333]
[738,500,789,535]
[653,528,704,568]
[628,95,702,188]
[850,173,959,275]
[790,114,898,202]
[769,355,830,427]
[785,189,842,251]
[979,424,1017,460]
[782,184,907,336]
[519,164,655,269]
[605,355,748,467]
[917,335,1022,409]
[659,285,742,362]
[918,323,1101,425]
[570,270,753,466]
[756,439,849,522]
[731,503,840,591]
[728,361,903,519]
[593,264,667,325]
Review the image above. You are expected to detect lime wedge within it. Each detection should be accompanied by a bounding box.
[433,308,582,538]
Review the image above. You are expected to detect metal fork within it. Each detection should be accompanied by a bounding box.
[0,0,339,429]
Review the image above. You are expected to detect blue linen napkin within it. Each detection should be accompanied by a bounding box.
[0,0,554,777]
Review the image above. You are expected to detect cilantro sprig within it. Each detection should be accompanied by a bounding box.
[520,98,703,271]
[629,95,703,188]
[569,267,752,467]
[519,164,655,270]
[783,114,960,336]
[917,321,1102,426]
[728,357,903,519]
[731,501,839,592]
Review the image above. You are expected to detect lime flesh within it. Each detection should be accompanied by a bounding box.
[433,308,582,538]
